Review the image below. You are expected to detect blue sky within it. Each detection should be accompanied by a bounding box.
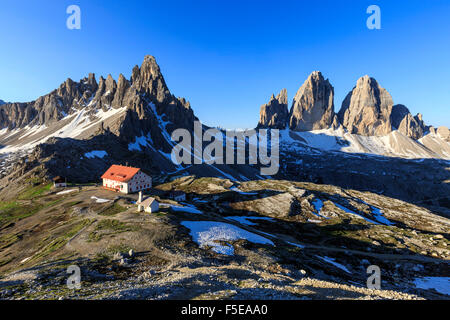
[0,0,449,128]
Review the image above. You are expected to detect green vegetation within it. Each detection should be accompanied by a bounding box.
[99,203,127,216]
[18,182,52,200]
[0,233,20,250]
[32,219,93,262]
[0,195,63,227]
[0,201,42,227]
[0,257,13,267]
[68,182,97,187]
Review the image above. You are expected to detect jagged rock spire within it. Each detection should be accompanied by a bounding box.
[131,55,171,103]
[289,71,336,131]
[390,104,426,140]
[258,89,289,129]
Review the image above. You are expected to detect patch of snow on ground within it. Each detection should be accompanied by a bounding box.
[317,256,351,273]
[287,241,305,249]
[84,150,108,159]
[230,187,258,195]
[181,221,274,255]
[370,206,394,226]
[311,198,329,219]
[128,134,153,152]
[414,277,450,296]
[91,196,111,203]
[56,189,77,195]
[333,203,380,225]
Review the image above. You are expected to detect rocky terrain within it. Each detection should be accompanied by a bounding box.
[0,177,448,300]
[0,55,449,300]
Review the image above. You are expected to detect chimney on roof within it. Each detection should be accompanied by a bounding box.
[138,191,143,203]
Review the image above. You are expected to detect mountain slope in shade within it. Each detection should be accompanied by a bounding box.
[0,100,5,105]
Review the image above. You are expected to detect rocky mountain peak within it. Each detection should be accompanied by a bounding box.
[390,104,426,140]
[338,75,393,136]
[86,73,97,88]
[437,126,450,142]
[131,55,170,103]
[289,71,336,131]
[257,89,289,129]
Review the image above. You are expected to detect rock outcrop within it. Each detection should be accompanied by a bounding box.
[0,74,99,129]
[257,89,288,129]
[289,71,336,131]
[390,104,426,140]
[437,126,450,142]
[338,76,393,136]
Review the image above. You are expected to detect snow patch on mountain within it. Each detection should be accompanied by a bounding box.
[181,221,274,255]
[84,150,108,159]
[414,277,450,295]
[128,134,154,152]
[280,127,450,160]
[0,106,127,154]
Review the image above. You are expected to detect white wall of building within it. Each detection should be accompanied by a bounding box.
[127,171,152,194]
[54,182,67,188]
[102,171,152,194]
[145,201,159,213]
[103,178,127,193]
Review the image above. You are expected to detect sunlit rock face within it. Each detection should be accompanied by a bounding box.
[338,75,393,136]
[289,71,336,131]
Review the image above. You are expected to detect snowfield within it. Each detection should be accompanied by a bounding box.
[413,277,450,296]
[56,189,77,195]
[280,127,450,160]
[84,150,108,159]
[91,196,111,203]
[181,221,274,255]
[333,202,380,225]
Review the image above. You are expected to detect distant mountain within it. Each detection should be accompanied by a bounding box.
[0,56,449,200]
[0,55,197,154]
[257,89,288,129]
[257,73,450,160]
[289,71,337,131]
[0,99,5,105]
